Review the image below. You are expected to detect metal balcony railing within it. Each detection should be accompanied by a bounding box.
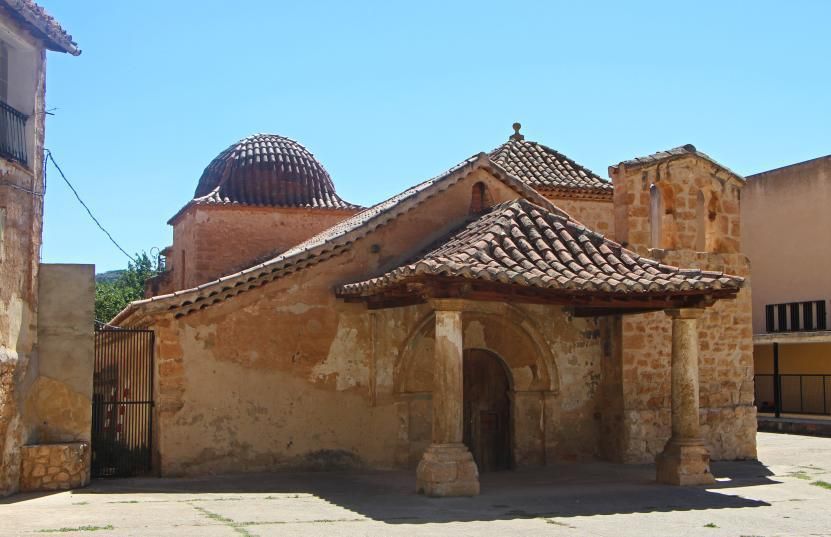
[0,99,28,166]
[755,373,831,416]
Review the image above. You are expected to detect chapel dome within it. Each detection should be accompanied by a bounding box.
[193,133,359,210]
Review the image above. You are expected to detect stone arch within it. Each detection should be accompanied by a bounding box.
[394,303,559,395]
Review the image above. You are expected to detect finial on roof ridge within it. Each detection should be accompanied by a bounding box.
[510,122,524,141]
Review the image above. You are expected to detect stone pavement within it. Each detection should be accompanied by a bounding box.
[1,432,830,536]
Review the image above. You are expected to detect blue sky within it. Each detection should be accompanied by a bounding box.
[40,1,830,272]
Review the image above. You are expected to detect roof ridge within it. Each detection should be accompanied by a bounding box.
[116,152,557,322]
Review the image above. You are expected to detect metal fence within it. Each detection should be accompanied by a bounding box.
[0,100,28,165]
[755,374,831,416]
[92,325,155,477]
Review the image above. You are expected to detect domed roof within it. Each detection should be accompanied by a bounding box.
[192,133,359,210]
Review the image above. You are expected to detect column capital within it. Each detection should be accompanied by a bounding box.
[664,307,705,320]
[429,298,473,312]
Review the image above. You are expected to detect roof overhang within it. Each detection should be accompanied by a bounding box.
[336,274,735,315]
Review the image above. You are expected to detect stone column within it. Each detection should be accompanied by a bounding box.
[416,299,479,497]
[656,308,715,486]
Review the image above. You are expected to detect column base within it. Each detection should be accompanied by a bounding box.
[416,443,479,497]
[656,437,715,486]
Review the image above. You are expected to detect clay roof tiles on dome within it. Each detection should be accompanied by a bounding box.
[489,133,612,196]
[0,0,79,55]
[337,198,743,299]
[169,134,360,223]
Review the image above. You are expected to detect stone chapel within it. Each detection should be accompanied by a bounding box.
[115,125,756,496]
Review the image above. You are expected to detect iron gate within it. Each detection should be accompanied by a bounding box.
[92,325,154,477]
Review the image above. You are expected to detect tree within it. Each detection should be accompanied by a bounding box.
[95,252,159,323]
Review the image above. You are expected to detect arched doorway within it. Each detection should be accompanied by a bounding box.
[463,349,512,471]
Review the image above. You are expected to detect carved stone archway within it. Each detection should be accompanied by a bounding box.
[393,303,559,471]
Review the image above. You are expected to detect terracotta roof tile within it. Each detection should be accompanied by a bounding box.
[116,153,558,322]
[489,139,612,195]
[337,199,743,297]
[169,134,361,223]
[1,0,79,55]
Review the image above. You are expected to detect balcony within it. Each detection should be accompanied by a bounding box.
[0,99,28,166]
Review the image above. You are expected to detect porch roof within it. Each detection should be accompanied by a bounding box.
[336,199,744,313]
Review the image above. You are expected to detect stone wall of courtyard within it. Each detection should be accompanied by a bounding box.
[19,442,90,491]
[608,152,757,463]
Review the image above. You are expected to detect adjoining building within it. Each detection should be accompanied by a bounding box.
[113,125,756,496]
[0,0,88,498]
[743,155,831,417]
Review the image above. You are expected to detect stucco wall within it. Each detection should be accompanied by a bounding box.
[742,156,831,334]
[26,264,94,444]
[147,169,609,476]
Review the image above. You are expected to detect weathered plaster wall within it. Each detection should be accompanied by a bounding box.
[742,156,831,334]
[163,206,357,293]
[0,16,47,497]
[389,302,603,468]
[609,155,756,463]
[147,169,608,475]
[26,264,94,443]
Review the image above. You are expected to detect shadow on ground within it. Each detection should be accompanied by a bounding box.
[4,460,776,524]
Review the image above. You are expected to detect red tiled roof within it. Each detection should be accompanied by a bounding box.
[338,198,743,298]
[0,0,79,55]
[169,134,360,223]
[114,153,558,323]
[490,138,612,196]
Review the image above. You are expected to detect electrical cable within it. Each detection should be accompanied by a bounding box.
[44,149,137,264]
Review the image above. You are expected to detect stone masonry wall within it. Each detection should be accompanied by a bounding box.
[19,442,90,492]
[609,154,756,463]
[541,194,614,237]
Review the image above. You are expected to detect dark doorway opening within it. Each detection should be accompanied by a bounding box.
[463,349,512,472]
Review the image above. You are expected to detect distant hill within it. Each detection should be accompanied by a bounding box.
[95,270,125,283]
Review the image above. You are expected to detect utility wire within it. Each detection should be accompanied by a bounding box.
[45,149,137,264]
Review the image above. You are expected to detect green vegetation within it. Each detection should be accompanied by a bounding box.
[704,522,719,528]
[38,525,114,533]
[95,252,158,322]
[787,470,812,480]
[811,480,831,490]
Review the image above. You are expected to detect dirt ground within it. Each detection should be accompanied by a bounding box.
[1,432,830,536]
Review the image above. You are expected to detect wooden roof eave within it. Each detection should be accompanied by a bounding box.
[334,275,737,314]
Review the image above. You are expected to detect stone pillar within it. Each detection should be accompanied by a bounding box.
[656,308,715,486]
[416,299,479,497]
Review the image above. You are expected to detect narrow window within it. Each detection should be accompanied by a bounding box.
[695,191,706,251]
[789,302,800,332]
[0,41,8,102]
[776,304,788,331]
[765,304,775,333]
[802,302,814,331]
[180,250,186,289]
[469,182,493,214]
[650,184,663,249]
[817,300,827,331]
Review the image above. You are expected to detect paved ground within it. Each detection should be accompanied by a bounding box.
[2,432,831,536]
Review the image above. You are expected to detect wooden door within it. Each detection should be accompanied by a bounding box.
[463,349,511,472]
